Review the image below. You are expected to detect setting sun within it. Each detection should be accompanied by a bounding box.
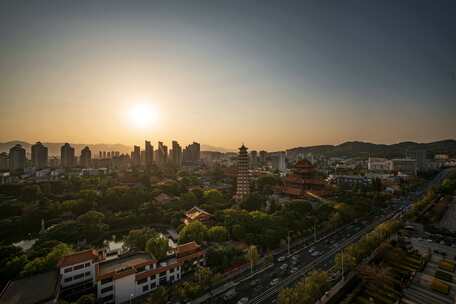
[128,103,159,129]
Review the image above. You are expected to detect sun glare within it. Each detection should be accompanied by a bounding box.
[128,103,159,129]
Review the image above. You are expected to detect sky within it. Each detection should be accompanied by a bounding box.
[1,0,455,151]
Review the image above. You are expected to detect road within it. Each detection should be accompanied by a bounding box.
[213,169,453,304]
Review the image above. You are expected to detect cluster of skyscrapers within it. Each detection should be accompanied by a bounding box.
[0,140,201,174]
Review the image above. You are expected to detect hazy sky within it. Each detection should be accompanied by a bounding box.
[1,1,455,150]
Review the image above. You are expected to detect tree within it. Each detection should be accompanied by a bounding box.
[278,271,329,304]
[240,193,265,211]
[207,226,229,242]
[22,243,72,276]
[125,228,158,251]
[145,235,169,260]
[144,287,168,304]
[203,189,225,206]
[194,266,213,287]
[246,245,260,273]
[76,294,96,304]
[179,221,208,244]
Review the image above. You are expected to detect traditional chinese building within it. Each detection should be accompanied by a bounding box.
[234,144,250,202]
[282,159,327,198]
[183,206,212,226]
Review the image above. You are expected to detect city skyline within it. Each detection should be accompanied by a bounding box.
[1,1,455,151]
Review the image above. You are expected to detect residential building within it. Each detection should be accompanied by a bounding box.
[326,174,372,188]
[9,144,26,173]
[271,151,287,173]
[234,144,250,202]
[156,142,168,165]
[61,143,76,168]
[183,142,200,163]
[80,146,92,168]
[259,150,267,163]
[145,140,154,166]
[131,146,141,167]
[0,152,8,171]
[31,142,48,169]
[171,140,183,167]
[55,242,205,304]
[391,158,417,176]
[58,249,101,300]
[250,150,258,168]
[368,157,392,172]
[0,271,59,304]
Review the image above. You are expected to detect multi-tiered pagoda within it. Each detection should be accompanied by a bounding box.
[282,159,326,198]
[234,144,250,202]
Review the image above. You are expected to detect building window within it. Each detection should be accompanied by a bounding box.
[142,285,149,292]
[74,264,84,270]
[137,278,147,285]
[85,271,91,276]
[101,286,113,294]
[74,273,84,280]
[102,295,113,302]
[64,277,73,283]
[101,277,113,285]
[136,266,145,272]
[84,262,91,267]
[64,267,72,273]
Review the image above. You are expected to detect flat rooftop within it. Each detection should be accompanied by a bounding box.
[98,252,153,276]
[0,271,58,304]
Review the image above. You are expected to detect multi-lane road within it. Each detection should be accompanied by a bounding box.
[201,169,453,304]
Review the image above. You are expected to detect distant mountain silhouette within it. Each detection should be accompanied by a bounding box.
[1,139,455,158]
[286,139,456,158]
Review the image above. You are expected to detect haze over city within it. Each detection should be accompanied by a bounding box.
[1,1,455,151]
[2,2,456,304]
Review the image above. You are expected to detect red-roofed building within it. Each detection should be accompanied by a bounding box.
[282,159,327,198]
[183,206,212,226]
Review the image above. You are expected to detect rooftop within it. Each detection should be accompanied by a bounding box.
[0,271,58,304]
[58,249,99,268]
[97,252,155,277]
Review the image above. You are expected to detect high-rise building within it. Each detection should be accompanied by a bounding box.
[183,142,200,163]
[99,151,102,159]
[131,145,141,166]
[414,150,427,171]
[61,143,75,168]
[271,151,287,173]
[259,150,267,163]
[80,146,92,168]
[234,144,250,202]
[31,142,48,169]
[9,144,26,172]
[250,150,258,168]
[0,152,8,171]
[145,140,154,166]
[171,140,183,167]
[156,141,168,164]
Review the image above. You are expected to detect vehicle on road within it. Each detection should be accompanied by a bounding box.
[222,289,237,301]
[280,263,288,271]
[277,256,286,262]
[290,267,298,274]
[270,278,280,286]
[237,297,249,304]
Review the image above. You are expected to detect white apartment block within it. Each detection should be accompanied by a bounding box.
[368,157,392,171]
[58,242,205,304]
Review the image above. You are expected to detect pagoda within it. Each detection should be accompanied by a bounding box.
[234,144,250,202]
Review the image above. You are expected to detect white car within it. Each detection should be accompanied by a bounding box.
[280,263,288,271]
[311,251,320,256]
[277,256,286,262]
[290,267,298,274]
[237,297,249,304]
[270,278,280,286]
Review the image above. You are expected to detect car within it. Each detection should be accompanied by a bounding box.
[270,278,280,286]
[311,251,320,256]
[280,263,288,271]
[237,297,249,304]
[308,247,315,253]
[290,267,298,274]
[277,256,286,262]
[222,289,237,301]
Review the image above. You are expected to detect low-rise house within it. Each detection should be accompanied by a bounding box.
[183,206,212,226]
